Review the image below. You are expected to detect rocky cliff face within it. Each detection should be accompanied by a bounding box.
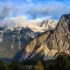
[22,14,70,61]
[20,31,50,60]
[0,27,35,59]
[47,14,70,52]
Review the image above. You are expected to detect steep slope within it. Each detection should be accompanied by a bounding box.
[22,13,70,61]
[0,27,35,59]
[47,14,70,52]
[20,31,51,60]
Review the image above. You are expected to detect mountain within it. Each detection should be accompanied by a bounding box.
[40,19,57,30]
[0,16,57,61]
[47,14,70,52]
[0,27,35,59]
[21,13,70,61]
[0,13,70,62]
[0,17,57,32]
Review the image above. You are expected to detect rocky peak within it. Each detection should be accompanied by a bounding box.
[47,14,70,52]
[56,14,69,32]
[40,19,57,31]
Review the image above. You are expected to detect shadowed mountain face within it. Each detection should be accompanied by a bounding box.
[22,14,70,61]
[0,27,35,59]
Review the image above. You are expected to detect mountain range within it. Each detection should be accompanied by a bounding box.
[0,13,70,62]
[0,17,57,32]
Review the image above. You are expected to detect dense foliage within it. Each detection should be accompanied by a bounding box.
[0,54,70,70]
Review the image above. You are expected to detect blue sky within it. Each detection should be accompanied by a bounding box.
[0,0,70,20]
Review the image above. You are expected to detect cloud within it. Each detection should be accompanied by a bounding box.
[0,0,70,20]
[0,6,11,21]
[26,2,70,19]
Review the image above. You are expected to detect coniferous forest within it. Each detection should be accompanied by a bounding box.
[0,53,70,70]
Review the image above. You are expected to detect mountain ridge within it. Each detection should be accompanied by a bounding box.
[0,14,70,62]
[22,13,70,61]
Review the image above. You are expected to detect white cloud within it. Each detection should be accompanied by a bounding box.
[0,6,11,21]
[25,2,70,19]
[0,1,70,20]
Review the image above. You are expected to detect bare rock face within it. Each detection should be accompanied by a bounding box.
[23,14,70,61]
[20,31,50,60]
[47,14,70,53]
[0,27,35,59]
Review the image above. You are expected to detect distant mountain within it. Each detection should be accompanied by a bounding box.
[21,13,70,61]
[0,16,57,32]
[40,19,57,30]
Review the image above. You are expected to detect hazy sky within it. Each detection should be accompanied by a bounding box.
[0,0,70,20]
